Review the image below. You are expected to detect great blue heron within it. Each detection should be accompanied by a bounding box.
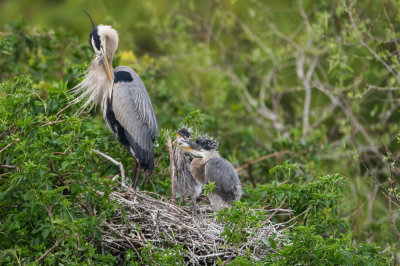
[180,136,242,210]
[73,14,158,187]
[173,128,202,215]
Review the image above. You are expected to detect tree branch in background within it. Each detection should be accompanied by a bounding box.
[388,192,400,242]
[343,1,400,85]
[236,150,295,173]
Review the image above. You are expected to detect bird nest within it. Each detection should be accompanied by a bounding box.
[100,186,293,264]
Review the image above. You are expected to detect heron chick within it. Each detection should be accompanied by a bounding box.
[180,136,242,210]
[73,15,158,188]
[173,128,202,215]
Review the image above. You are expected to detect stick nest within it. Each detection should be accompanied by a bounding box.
[101,186,292,264]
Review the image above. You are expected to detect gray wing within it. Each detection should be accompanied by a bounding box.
[111,66,158,170]
[205,158,241,202]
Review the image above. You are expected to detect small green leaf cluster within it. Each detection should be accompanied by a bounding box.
[125,244,186,265]
[203,181,216,196]
[216,201,265,247]
[264,226,389,265]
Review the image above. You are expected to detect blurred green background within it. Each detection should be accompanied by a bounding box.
[1,0,399,262]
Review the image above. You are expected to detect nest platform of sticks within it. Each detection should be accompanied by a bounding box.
[100,186,292,264]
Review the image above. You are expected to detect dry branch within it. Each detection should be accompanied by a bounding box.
[166,130,176,200]
[0,138,20,154]
[92,149,126,187]
[35,236,68,263]
[235,150,295,173]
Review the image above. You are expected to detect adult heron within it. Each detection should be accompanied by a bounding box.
[173,128,202,215]
[180,136,242,210]
[73,15,158,187]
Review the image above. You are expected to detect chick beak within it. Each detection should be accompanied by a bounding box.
[175,131,182,138]
[180,146,193,152]
[183,139,199,149]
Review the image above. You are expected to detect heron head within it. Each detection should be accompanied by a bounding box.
[175,127,191,142]
[85,13,119,83]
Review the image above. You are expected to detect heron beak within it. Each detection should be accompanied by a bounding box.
[175,131,182,138]
[182,139,200,149]
[101,49,113,82]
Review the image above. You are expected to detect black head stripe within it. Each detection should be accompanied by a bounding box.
[196,136,218,150]
[83,11,100,51]
[177,127,191,139]
[89,26,101,51]
[114,71,133,83]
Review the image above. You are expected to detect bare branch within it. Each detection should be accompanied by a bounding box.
[344,1,400,85]
[92,149,126,187]
[389,197,400,242]
[166,130,176,201]
[298,0,312,32]
[227,11,278,64]
[35,236,68,263]
[311,103,338,129]
[0,138,20,154]
[236,150,296,173]
[314,81,376,148]
[297,54,319,136]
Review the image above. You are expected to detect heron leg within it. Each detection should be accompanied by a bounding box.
[132,160,139,188]
[192,196,197,216]
[133,163,141,189]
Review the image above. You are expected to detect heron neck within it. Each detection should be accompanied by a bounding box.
[202,150,220,160]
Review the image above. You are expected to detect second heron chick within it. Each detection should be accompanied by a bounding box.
[180,136,242,210]
[173,128,202,214]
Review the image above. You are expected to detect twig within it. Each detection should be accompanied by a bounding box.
[41,120,62,127]
[344,2,400,85]
[307,245,313,266]
[92,149,126,187]
[236,150,295,172]
[0,125,14,141]
[0,172,11,178]
[247,163,256,188]
[388,195,400,242]
[55,102,75,117]
[35,236,67,263]
[0,165,16,169]
[266,196,287,221]
[0,138,20,154]
[166,130,176,200]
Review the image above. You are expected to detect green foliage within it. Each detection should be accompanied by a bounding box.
[203,181,216,196]
[0,76,118,264]
[216,202,265,247]
[0,19,90,83]
[247,172,349,235]
[264,226,389,265]
[125,244,186,265]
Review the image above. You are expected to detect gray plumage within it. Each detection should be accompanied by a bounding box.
[72,24,158,176]
[173,128,202,214]
[173,145,202,211]
[108,66,158,170]
[204,157,241,207]
[182,137,242,210]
